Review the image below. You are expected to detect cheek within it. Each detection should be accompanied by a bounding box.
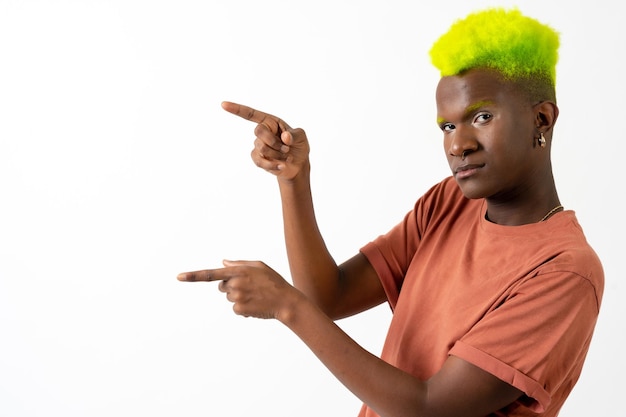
[443,139,454,165]
[507,131,535,158]
[508,115,536,148]
[491,139,532,179]
[492,141,523,167]
[489,123,531,157]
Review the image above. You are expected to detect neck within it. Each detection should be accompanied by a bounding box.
[485,180,561,226]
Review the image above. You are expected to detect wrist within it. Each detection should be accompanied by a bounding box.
[276,289,311,327]
[277,161,311,187]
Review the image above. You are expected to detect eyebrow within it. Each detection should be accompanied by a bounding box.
[437,100,495,125]
[465,100,495,114]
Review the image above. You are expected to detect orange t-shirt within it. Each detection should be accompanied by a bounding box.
[359,177,604,417]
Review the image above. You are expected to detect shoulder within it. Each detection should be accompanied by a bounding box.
[412,176,481,229]
[537,211,605,309]
[421,176,464,201]
[414,176,470,214]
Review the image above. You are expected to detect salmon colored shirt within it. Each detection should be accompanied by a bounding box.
[359,177,604,417]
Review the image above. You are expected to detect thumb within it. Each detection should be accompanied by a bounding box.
[222,259,239,267]
[282,127,307,147]
[222,259,255,267]
[281,130,294,147]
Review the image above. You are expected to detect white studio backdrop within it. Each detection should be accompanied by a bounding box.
[0,0,622,416]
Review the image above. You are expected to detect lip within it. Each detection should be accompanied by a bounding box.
[454,163,484,179]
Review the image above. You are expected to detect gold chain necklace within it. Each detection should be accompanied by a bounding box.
[540,205,563,222]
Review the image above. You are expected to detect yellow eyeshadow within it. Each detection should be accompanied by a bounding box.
[437,100,493,126]
[465,100,494,114]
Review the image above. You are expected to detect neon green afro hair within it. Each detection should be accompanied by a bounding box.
[429,8,560,86]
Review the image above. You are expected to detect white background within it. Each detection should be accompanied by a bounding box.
[0,0,623,416]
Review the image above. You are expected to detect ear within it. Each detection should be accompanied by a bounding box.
[534,101,559,135]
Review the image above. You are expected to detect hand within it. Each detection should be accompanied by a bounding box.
[221,101,310,181]
[177,260,302,320]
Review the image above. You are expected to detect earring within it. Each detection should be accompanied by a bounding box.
[538,132,546,148]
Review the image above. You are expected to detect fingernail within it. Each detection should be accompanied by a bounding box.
[177,273,187,281]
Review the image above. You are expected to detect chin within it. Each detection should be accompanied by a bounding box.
[454,179,487,200]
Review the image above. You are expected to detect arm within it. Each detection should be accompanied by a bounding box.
[221,101,386,319]
[177,261,523,417]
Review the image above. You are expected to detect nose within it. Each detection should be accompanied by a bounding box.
[447,126,478,160]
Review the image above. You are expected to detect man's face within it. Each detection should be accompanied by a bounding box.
[435,68,541,201]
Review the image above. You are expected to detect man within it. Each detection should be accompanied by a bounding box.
[178,8,603,416]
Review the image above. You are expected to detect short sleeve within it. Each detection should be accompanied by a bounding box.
[359,179,464,309]
[360,207,421,310]
[449,270,600,413]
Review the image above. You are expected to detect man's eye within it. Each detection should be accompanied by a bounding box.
[441,123,455,132]
[475,113,492,123]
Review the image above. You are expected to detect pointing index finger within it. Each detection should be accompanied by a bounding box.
[221,101,291,133]
[177,269,226,282]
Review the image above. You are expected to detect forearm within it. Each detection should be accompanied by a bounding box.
[277,165,342,313]
[279,293,427,417]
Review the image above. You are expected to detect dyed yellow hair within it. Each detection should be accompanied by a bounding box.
[429,8,560,87]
